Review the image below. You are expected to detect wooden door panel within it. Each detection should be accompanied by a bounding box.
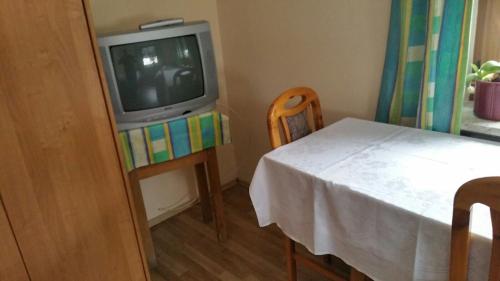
[0,199,30,281]
[0,0,147,280]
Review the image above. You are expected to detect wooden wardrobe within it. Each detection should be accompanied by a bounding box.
[0,0,149,280]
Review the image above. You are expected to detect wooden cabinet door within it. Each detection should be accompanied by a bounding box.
[0,198,29,281]
[0,1,148,281]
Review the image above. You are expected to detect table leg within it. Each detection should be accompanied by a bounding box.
[129,173,157,268]
[323,255,332,265]
[194,162,212,223]
[206,147,227,241]
[285,237,297,281]
[350,268,366,281]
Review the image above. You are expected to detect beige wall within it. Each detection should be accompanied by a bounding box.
[89,0,237,223]
[217,0,391,181]
[88,0,392,218]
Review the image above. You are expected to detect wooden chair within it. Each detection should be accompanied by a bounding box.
[450,177,500,281]
[267,87,366,281]
[268,87,324,148]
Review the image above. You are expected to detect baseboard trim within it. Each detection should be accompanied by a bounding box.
[148,200,197,227]
[235,178,250,188]
[147,178,240,227]
[221,178,239,190]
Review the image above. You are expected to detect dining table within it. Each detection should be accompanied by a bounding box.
[249,118,497,281]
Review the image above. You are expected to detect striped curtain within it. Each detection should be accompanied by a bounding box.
[375,0,476,134]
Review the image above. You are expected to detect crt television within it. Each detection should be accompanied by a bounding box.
[98,21,218,130]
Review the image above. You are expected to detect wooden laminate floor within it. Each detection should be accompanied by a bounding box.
[150,184,351,281]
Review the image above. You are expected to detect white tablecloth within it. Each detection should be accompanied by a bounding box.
[250,118,497,281]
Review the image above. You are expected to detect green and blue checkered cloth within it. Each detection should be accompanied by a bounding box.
[119,111,230,171]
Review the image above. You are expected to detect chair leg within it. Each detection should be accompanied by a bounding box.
[350,268,365,281]
[285,236,297,281]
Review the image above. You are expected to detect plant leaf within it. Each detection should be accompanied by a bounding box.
[482,73,496,82]
[471,63,479,73]
[466,73,479,84]
[480,60,500,75]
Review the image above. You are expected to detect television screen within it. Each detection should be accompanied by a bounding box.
[110,35,204,112]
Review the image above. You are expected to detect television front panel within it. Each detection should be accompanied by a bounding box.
[98,21,218,130]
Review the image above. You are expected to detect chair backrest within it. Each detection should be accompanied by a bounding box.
[267,87,323,149]
[450,177,500,281]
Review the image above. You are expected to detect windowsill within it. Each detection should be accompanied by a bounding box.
[461,100,500,138]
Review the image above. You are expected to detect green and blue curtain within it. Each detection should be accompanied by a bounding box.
[375,0,476,134]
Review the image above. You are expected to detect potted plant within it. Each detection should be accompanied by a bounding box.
[467,60,500,120]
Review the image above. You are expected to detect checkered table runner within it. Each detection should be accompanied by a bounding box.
[118,111,230,171]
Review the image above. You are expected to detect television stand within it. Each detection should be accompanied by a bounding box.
[128,147,226,268]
